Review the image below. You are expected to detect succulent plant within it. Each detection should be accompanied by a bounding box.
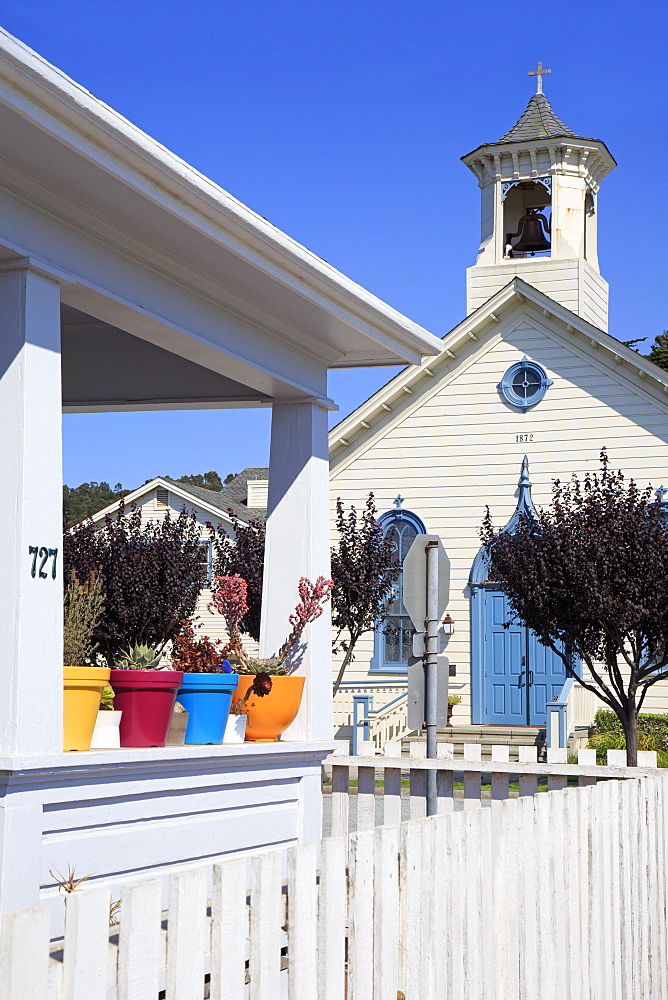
[115,644,162,670]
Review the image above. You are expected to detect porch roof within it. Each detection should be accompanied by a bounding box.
[0,28,443,414]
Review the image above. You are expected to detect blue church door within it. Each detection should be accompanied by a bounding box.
[483,588,566,725]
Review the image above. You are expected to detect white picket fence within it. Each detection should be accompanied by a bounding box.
[329,739,660,834]
[2,770,667,999]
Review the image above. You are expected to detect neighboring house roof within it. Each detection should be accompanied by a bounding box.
[497,93,578,143]
[329,277,668,461]
[163,469,269,522]
[85,468,269,527]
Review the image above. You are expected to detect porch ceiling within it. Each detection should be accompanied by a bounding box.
[61,306,271,412]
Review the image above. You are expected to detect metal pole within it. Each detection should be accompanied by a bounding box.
[425,539,439,815]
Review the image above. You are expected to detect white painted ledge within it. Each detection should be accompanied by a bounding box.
[0,740,336,775]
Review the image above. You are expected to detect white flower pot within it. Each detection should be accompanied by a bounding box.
[223,714,247,743]
[90,710,122,749]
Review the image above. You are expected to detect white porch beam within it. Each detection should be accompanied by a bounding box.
[0,262,63,754]
[260,401,333,741]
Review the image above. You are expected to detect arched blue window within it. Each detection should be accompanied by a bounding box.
[370,504,426,673]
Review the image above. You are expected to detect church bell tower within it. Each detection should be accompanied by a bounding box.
[461,63,616,330]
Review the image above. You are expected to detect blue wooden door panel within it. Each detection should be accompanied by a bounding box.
[528,638,566,725]
[482,588,566,726]
[484,590,526,725]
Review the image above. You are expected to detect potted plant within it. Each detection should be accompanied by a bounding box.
[109,645,183,747]
[447,694,461,727]
[209,574,333,742]
[63,572,110,751]
[89,684,123,749]
[171,620,239,745]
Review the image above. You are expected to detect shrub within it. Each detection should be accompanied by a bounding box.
[64,504,204,665]
[588,721,668,766]
[63,571,105,666]
[592,708,668,750]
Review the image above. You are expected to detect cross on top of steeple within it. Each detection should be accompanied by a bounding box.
[528,61,551,94]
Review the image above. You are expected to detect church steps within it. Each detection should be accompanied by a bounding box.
[404,725,547,761]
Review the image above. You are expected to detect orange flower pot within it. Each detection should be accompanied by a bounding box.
[231,675,305,742]
[63,667,111,751]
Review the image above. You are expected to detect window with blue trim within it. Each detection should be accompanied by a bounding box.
[198,540,213,587]
[371,506,426,673]
[498,357,552,411]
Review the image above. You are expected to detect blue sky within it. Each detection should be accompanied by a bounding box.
[2,1,665,488]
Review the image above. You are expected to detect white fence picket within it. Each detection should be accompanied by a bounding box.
[0,904,50,1000]
[373,823,399,1000]
[249,851,283,1000]
[446,811,465,998]
[409,743,427,820]
[463,743,482,809]
[210,858,247,1000]
[62,887,110,1000]
[348,829,374,1000]
[117,879,163,1000]
[357,766,376,831]
[318,836,346,1000]
[382,765,402,826]
[287,843,317,1000]
[166,867,207,1000]
[399,819,424,998]
[461,809,483,999]
[330,764,350,838]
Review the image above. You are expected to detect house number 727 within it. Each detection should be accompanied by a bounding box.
[28,546,58,579]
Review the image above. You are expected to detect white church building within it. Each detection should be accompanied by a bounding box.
[330,78,668,747]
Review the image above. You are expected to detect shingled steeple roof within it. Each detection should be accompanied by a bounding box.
[498,92,578,143]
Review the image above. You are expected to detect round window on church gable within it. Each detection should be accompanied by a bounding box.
[498,358,552,411]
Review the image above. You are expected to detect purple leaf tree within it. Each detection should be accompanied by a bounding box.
[481,452,668,766]
[331,494,401,695]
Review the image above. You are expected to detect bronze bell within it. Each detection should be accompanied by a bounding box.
[510,209,551,255]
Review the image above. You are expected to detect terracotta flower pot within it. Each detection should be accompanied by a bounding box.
[231,675,305,742]
[109,669,183,747]
[63,667,111,751]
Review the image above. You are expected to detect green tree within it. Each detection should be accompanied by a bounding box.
[63,482,129,527]
[171,471,225,491]
[645,332,668,373]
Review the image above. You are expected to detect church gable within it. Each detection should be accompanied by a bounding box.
[331,298,668,506]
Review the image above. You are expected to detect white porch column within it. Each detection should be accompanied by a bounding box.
[0,263,63,754]
[260,401,332,741]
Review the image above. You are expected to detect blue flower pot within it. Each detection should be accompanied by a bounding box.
[177,673,239,745]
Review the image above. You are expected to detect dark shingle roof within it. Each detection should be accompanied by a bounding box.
[497,93,578,143]
[164,468,269,523]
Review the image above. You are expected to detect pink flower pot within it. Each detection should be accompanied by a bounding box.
[109,669,184,747]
